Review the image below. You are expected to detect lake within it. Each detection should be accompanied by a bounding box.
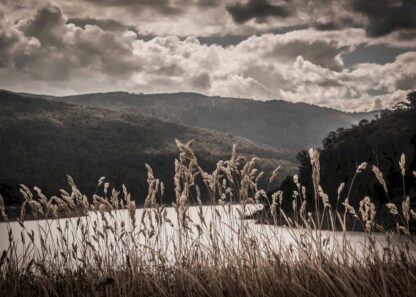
[1,204,413,265]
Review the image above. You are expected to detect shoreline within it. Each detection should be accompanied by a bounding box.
[3,203,416,235]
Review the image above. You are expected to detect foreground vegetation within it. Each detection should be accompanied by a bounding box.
[1,140,416,297]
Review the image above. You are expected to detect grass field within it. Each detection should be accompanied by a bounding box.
[1,140,415,297]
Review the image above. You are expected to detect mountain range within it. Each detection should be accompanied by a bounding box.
[0,89,375,205]
[48,91,376,150]
[0,90,294,205]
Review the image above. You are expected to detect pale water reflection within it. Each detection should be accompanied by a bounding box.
[1,204,414,265]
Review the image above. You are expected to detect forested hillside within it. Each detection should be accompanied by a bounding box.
[47,92,375,150]
[295,92,416,227]
[0,90,296,206]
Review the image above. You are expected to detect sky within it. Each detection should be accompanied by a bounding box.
[0,0,415,111]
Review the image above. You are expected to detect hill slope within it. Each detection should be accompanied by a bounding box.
[0,91,296,205]
[296,102,416,227]
[48,92,376,150]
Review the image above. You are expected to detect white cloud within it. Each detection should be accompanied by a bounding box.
[1,3,416,112]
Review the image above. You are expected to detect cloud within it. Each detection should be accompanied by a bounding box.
[266,39,346,71]
[350,0,416,37]
[80,0,183,15]
[226,0,293,24]
[1,3,416,112]
[195,0,222,7]
[19,4,68,46]
[225,0,416,39]
[1,4,141,81]
[191,72,212,90]
[68,18,138,34]
[5,0,416,39]
[123,31,416,111]
[313,18,356,31]
[235,29,367,70]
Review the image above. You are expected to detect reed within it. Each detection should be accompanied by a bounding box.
[0,140,415,297]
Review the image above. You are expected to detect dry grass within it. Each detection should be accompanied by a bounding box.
[0,140,416,297]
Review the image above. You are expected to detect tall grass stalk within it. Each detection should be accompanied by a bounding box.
[1,140,416,297]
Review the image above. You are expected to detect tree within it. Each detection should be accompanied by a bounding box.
[393,91,416,110]
[297,91,416,216]
[407,91,416,108]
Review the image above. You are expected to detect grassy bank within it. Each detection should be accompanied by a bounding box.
[1,140,416,297]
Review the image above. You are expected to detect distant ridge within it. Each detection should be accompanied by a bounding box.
[30,90,378,150]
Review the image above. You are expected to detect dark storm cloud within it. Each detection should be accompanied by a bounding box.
[287,0,416,37]
[19,4,67,46]
[350,0,416,37]
[313,18,358,31]
[82,0,220,10]
[226,0,293,24]
[0,5,73,80]
[196,0,222,7]
[2,4,141,81]
[68,18,139,34]
[80,0,182,15]
[225,0,416,38]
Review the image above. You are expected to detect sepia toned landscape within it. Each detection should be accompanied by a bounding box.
[1,1,416,296]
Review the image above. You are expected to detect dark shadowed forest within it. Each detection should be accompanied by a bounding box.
[273,92,416,230]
